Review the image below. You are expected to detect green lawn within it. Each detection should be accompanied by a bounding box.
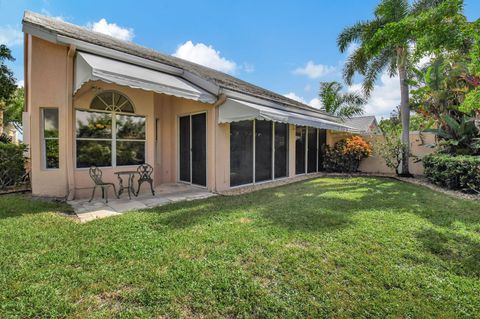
[1,177,479,318]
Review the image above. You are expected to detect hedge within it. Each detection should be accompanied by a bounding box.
[423,154,480,193]
[0,143,27,190]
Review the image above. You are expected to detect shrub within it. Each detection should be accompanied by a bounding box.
[374,134,408,176]
[0,143,28,190]
[423,154,480,193]
[324,136,372,173]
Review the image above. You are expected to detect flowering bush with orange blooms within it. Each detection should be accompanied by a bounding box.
[324,136,372,172]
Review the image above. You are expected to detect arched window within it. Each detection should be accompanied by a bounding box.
[75,91,146,168]
[90,91,135,113]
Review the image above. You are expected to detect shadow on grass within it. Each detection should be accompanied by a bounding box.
[146,177,480,237]
[0,194,71,220]
[416,227,480,278]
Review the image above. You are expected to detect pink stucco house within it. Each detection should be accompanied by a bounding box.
[22,11,359,200]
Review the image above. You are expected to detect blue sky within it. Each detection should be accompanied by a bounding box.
[1,0,479,118]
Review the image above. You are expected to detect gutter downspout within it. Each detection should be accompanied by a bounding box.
[66,44,76,200]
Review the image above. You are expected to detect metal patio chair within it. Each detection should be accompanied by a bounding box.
[136,163,155,196]
[88,166,118,203]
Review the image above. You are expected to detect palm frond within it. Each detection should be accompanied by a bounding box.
[343,46,368,86]
[362,49,393,96]
[337,21,369,53]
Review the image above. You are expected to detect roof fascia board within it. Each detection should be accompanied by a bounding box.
[23,22,57,43]
[221,88,340,122]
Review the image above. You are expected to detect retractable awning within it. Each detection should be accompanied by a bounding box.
[218,98,356,132]
[74,52,216,104]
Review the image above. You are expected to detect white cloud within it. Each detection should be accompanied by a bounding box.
[283,92,306,104]
[173,40,237,74]
[293,61,336,79]
[308,97,322,109]
[242,62,255,73]
[16,80,24,88]
[87,18,134,41]
[0,26,23,47]
[40,8,66,21]
[283,93,323,109]
[348,72,400,117]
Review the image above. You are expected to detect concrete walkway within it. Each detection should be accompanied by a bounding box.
[68,183,215,223]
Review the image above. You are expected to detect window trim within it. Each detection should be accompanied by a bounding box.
[41,107,60,170]
[74,107,147,169]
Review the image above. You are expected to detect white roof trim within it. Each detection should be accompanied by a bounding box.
[219,98,357,132]
[74,52,217,104]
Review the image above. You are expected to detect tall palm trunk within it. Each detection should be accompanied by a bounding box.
[397,48,412,176]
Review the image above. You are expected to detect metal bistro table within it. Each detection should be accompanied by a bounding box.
[114,170,138,199]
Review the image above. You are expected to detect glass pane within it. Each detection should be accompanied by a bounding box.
[116,115,146,139]
[274,123,288,179]
[45,139,59,169]
[179,116,191,182]
[76,110,112,139]
[43,109,59,138]
[90,96,109,111]
[92,91,113,111]
[116,141,145,166]
[230,121,253,187]
[307,127,317,173]
[191,113,207,186]
[119,100,134,113]
[76,140,112,168]
[318,129,327,171]
[295,126,306,174]
[255,120,272,182]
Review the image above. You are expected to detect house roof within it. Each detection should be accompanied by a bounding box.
[343,116,381,134]
[22,11,337,121]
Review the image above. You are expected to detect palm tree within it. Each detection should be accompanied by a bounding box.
[318,81,366,119]
[337,0,452,176]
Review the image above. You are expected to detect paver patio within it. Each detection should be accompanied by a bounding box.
[68,183,215,222]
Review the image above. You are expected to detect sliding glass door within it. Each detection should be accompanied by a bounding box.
[274,123,288,178]
[255,120,273,183]
[307,127,318,173]
[318,129,327,171]
[230,120,289,187]
[295,126,306,175]
[178,113,207,187]
[230,121,254,187]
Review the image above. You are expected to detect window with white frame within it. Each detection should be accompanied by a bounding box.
[75,91,146,168]
[42,108,59,169]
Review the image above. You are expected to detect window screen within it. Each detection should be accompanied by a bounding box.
[255,120,272,182]
[179,115,191,182]
[191,113,207,186]
[307,127,317,173]
[274,123,288,178]
[318,129,327,171]
[295,126,306,174]
[230,121,254,186]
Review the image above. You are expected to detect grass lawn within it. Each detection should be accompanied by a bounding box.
[1,177,479,318]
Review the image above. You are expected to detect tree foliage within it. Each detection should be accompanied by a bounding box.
[318,81,366,119]
[0,45,17,106]
[3,87,24,133]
